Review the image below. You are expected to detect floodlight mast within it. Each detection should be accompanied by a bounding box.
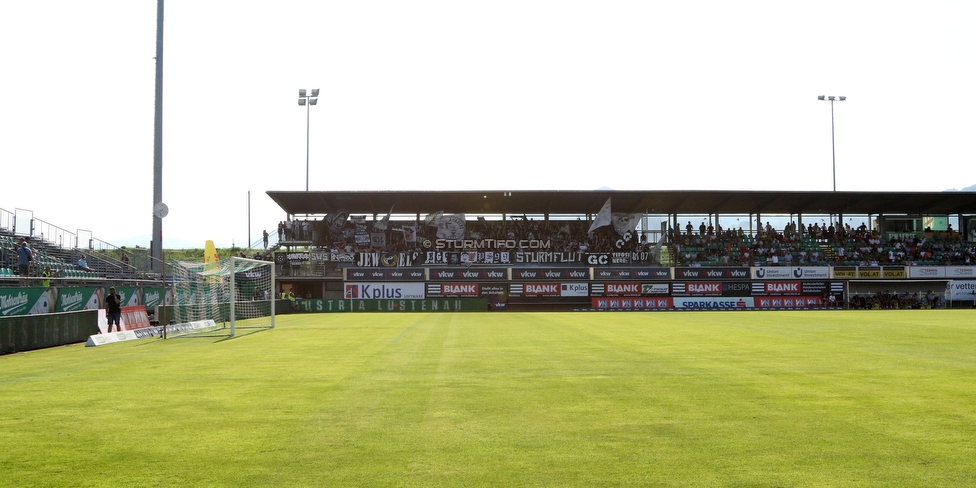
[298,89,319,191]
[151,0,164,273]
[818,95,846,191]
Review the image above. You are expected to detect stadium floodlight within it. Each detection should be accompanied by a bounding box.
[818,95,846,191]
[298,88,319,191]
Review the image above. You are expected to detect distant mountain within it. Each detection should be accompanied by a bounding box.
[947,184,976,192]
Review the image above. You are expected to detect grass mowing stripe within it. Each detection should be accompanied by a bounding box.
[1,310,975,486]
[389,320,424,344]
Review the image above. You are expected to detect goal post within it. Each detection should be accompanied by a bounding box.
[167,256,276,338]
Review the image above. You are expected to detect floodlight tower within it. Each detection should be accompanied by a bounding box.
[818,95,846,192]
[151,0,165,273]
[298,89,319,191]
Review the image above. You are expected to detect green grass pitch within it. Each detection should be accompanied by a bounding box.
[2,310,975,487]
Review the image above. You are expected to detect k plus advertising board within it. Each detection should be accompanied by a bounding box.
[344,283,425,300]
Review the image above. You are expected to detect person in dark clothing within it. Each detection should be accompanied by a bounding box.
[105,286,123,332]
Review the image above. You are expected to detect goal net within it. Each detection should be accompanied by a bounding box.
[167,256,275,338]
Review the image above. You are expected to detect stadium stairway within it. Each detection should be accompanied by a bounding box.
[820,243,837,263]
[660,246,674,266]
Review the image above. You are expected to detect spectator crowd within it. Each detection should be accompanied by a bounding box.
[668,220,975,267]
[277,215,976,267]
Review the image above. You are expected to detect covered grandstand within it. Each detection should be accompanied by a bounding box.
[265,189,976,311]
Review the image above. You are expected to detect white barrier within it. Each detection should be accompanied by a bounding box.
[86,330,139,347]
[86,320,215,346]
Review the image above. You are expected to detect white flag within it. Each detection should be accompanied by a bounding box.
[373,206,393,231]
[611,213,641,236]
[588,198,612,233]
[437,213,466,240]
[424,211,444,227]
[651,234,665,255]
[370,232,386,249]
[402,223,417,243]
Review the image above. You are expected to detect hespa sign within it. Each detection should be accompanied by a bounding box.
[344,283,425,300]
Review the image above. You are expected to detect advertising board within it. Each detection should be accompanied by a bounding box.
[674,268,750,280]
[429,268,508,281]
[671,282,751,297]
[755,296,824,308]
[426,283,508,298]
[672,297,754,309]
[343,283,425,300]
[593,268,671,279]
[345,269,426,281]
[298,299,487,312]
[751,267,830,280]
[512,268,589,280]
[948,280,976,302]
[590,297,673,310]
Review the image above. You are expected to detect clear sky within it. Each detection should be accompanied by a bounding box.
[1,1,973,248]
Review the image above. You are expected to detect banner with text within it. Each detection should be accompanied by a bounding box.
[427,283,508,298]
[591,297,674,310]
[751,267,831,280]
[424,251,513,265]
[672,297,755,309]
[590,282,670,296]
[948,280,976,301]
[344,282,426,300]
[297,298,487,312]
[509,282,589,297]
[345,268,426,281]
[429,268,509,281]
[593,268,671,280]
[750,281,842,297]
[512,268,590,281]
[674,267,752,280]
[672,282,752,297]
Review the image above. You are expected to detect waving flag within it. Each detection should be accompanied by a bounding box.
[436,214,466,240]
[588,198,612,233]
[612,213,641,236]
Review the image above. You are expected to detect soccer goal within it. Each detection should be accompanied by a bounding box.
[166,256,275,338]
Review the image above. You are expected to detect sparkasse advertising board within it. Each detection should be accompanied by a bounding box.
[672,297,754,309]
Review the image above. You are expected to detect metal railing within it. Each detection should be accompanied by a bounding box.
[0,208,166,283]
[32,218,78,250]
[0,207,290,285]
[0,207,13,233]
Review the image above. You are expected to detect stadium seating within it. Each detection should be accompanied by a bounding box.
[274,214,976,267]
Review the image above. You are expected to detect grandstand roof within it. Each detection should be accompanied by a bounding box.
[266,190,976,217]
